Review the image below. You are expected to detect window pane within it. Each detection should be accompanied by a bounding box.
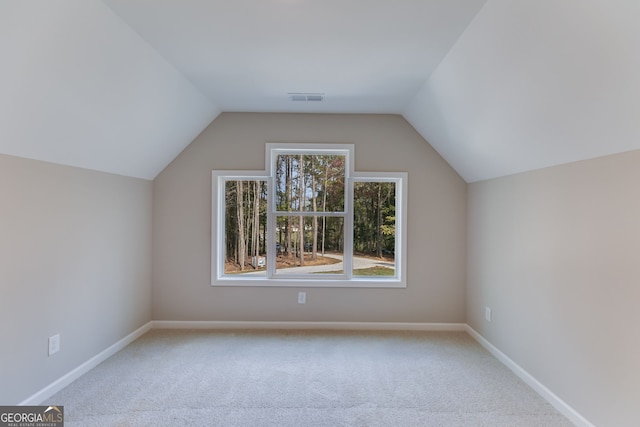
[224,180,268,276]
[274,216,344,275]
[275,154,345,212]
[353,182,396,277]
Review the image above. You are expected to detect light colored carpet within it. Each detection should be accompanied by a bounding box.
[49,330,573,426]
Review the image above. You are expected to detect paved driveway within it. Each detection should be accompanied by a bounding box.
[276,253,394,275]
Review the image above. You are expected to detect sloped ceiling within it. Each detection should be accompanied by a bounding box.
[2,0,639,182]
[404,0,640,182]
[0,0,219,180]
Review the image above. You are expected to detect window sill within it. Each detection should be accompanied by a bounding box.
[211,277,406,288]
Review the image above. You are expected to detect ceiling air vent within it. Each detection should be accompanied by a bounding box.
[289,93,324,102]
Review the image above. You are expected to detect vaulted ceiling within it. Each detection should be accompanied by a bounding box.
[2,0,639,182]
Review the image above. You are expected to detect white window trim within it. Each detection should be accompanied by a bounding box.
[211,143,407,288]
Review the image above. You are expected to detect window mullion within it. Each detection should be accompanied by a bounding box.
[266,176,276,278]
[344,178,354,279]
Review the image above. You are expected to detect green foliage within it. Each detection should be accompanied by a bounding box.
[316,266,395,276]
[353,266,395,276]
[353,182,396,256]
[381,215,395,236]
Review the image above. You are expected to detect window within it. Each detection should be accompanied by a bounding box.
[212,143,407,287]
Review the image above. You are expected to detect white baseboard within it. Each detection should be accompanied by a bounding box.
[151,320,467,332]
[19,322,153,406]
[465,325,594,427]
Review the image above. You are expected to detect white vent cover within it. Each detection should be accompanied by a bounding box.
[289,93,324,102]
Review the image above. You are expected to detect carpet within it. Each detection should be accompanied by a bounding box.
[49,329,573,426]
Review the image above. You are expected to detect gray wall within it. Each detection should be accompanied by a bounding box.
[152,113,467,322]
[0,154,152,404]
[467,151,640,426]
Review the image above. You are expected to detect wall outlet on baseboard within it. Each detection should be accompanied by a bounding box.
[48,334,60,356]
[298,292,306,304]
[485,306,492,322]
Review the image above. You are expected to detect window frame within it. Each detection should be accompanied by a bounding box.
[211,143,407,288]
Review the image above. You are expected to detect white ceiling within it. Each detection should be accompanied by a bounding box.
[102,0,486,114]
[2,0,639,181]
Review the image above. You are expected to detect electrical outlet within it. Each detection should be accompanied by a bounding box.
[298,292,306,304]
[485,306,492,322]
[48,334,60,356]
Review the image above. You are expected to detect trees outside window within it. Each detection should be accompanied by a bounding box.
[212,144,406,288]
[223,179,268,275]
[353,181,396,276]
